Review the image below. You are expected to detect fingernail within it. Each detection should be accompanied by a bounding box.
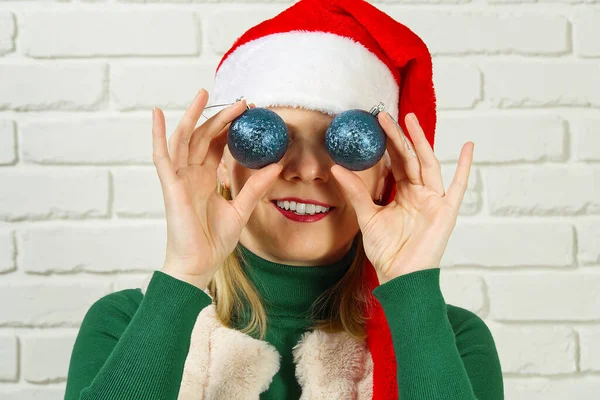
[411,113,418,124]
[152,107,155,121]
[199,89,209,102]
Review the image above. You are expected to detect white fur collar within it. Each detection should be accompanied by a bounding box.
[140,275,374,399]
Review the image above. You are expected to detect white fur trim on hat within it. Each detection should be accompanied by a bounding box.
[210,31,396,170]
[212,31,399,120]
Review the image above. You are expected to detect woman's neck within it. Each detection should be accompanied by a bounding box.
[236,238,358,319]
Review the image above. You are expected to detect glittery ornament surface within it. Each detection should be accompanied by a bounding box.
[227,108,289,169]
[325,109,387,171]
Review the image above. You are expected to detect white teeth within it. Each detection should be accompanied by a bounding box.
[276,200,330,215]
[296,203,306,214]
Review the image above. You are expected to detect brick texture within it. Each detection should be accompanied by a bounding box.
[0,1,597,398]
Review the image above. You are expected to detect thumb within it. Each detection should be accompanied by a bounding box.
[330,164,378,228]
[232,162,283,225]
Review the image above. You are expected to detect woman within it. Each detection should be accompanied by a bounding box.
[64,0,503,399]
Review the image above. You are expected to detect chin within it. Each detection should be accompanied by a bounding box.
[275,237,340,257]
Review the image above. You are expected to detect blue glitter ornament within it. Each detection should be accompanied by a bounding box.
[227,107,289,170]
[325,103,387,171]
[202,97,388,171]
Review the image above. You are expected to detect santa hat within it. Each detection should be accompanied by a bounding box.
[211,0,437,398]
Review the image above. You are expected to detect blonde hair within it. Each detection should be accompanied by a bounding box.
[207,180,373,343]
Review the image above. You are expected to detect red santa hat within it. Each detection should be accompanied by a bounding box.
[212,0,437,398]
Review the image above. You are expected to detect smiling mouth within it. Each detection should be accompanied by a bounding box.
[271,200,335,213]
[272,205,333,223]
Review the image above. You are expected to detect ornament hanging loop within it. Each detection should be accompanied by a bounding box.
[369,101,386,117]
[201,95,250,121]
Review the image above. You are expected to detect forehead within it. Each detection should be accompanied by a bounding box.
[265,106,334,133]
[266,106,334,120]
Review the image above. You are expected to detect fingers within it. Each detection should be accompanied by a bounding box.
[203,124,230,169]
[188,98,247,167]
[169,88,209,172]
[378,111,446,197]
[446,142,474,211]
[378,111,423,186]
[203,101,258,170]
[330,164,378,229]
[152,107,178,189]
[405,113,445,196]
[230,162,283,225]
[378,112,408,183]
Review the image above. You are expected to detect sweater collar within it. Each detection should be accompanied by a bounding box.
[236,237,358,319]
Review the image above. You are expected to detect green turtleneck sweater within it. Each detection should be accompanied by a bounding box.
[233,241,361,398]
[64,241,503,399]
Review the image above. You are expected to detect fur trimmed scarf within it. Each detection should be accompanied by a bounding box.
[140,278,374,400]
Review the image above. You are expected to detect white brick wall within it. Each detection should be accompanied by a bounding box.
[0,0,598,398]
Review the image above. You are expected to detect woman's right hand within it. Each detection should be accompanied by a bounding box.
[151,88,283,289]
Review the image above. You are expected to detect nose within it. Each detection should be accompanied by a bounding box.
[280,141,333,184]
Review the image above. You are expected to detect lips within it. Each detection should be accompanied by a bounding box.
[272,201,332,222]
[271,198,334,209]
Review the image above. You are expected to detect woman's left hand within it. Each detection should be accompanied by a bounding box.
[330,111,474,285]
